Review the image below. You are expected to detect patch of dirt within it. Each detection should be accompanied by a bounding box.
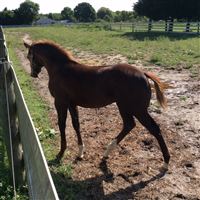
[18,37,200,199]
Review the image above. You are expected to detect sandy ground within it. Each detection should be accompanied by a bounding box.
[18,37,200,200]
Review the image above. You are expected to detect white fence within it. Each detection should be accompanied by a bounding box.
[108,21,200,34]
[0,26,59,199]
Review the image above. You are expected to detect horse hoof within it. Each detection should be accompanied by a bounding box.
[102,156,109,161]
[56,152,64,161]
[77,153,84,159]
[78,144,85,159]
[159,163,168,173]
[74,157,83,163]
[103,139,117,158]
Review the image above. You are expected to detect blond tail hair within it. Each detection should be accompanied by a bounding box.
[144,72,170,109]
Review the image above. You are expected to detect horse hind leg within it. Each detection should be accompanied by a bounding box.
[103,105,136,159]
[136,111,170,172]
[69,104,84,159]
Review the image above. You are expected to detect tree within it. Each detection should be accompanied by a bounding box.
[0,8,15,25]
[174,0,200,21]
[48,13,61,20]
[134,0,200,21]
[74,2,96,22]
[97,7,113,21]
[120,11,135,21]
[113,11,135,22]
[15,0,39,24]
[61,7,74,21]
[134,0,169,21]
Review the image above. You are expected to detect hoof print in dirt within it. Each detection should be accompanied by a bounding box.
[184,161,194,170]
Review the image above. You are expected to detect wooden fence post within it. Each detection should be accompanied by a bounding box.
[132,22,134,32]
[168,19,174,32]
[0,27,7,61]
[0,39,5,61]
[4,62,25,186]
[197,22,200,34]
[148,19,152,32]
[185,21,190,32]
[165,20,168,32]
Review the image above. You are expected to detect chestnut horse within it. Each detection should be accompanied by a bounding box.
[24,40,170,171]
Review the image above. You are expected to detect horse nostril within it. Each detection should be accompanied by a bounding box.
[31,72,38,78]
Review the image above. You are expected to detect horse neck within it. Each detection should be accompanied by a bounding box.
[36,46,76,78]
[37,50,58,76]
[41,53,74,79]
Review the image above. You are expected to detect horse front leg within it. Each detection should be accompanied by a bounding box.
[69,104,84,159]
[55,99,68,161]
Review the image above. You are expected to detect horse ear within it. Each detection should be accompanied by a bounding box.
[23,40,32,49]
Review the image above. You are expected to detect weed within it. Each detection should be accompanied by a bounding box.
[37,128,56,141]
[180,96,187,101]
[53,164,73,178]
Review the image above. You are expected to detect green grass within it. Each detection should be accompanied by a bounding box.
[5,26,200,77]
[3,25,200,198]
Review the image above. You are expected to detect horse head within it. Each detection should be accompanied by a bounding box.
[24,40,44,78]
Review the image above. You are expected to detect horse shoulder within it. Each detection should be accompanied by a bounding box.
[48,79,56,97]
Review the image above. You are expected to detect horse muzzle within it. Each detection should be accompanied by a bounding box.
[31,72,38,78]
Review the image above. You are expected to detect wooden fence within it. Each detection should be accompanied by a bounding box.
[107,21,200,34]
[0,27,59,199]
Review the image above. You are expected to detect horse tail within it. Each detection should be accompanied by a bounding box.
[144,71,169,109]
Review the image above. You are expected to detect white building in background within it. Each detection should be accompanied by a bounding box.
[35,17,56,25]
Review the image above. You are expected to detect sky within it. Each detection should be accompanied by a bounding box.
[0,0,137,14]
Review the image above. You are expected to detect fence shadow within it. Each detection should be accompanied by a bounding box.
[50,159,166,200]
[120,31,199,41]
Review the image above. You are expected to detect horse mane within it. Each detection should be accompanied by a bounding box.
[32,40,77,63]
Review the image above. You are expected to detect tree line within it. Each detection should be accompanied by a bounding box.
[0,1,39,25]
[0,1,138,25]
[134,0,200,21]
[0,0,199,25]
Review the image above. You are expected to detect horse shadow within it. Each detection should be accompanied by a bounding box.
[49,158,167,199]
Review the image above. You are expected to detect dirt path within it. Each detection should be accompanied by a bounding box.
[19,39,200,199]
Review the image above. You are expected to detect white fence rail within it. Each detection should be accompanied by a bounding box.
[0,26,59,200]
[108,21,200,34]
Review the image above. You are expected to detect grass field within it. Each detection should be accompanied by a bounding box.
[3,25,200,199]
[6,25,200,75]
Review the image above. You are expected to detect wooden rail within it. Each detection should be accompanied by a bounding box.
[0,27,59,199]
[107,21,200,34]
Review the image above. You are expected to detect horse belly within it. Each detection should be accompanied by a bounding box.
[74,90,115,108]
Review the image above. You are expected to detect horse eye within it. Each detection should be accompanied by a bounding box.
[27,51,33,60]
